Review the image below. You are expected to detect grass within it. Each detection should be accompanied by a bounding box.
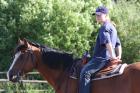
[0,82,55,93]
[0,72,55,93]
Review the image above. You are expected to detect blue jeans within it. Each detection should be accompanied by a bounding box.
[79,57,109,93]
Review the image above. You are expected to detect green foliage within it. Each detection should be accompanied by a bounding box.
[0,0,140,70]
[0,0,140,92]
[110,0,140,63]
[0,0,102,71]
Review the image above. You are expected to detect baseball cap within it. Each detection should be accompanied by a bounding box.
[92,6,109,15]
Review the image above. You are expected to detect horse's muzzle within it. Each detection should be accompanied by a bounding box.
[7,70,21,83]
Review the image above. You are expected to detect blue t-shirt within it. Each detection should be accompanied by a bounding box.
[93,21,121,60]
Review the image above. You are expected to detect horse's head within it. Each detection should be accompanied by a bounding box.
[7,38,39,82]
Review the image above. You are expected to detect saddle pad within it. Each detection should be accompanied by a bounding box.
[70,63,127,80]
[92,63,127,80]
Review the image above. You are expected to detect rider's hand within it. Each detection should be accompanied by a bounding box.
[116,56,121,60]
[110,56,118,61]
[110,56,122,64]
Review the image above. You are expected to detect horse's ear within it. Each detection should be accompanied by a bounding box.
[22,38,29,47]
[18,38,28,47]
[18,38,24,44]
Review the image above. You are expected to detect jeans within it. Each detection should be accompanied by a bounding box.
[79,57,109,93]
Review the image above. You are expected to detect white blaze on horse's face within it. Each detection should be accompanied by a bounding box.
[7,51,21,80]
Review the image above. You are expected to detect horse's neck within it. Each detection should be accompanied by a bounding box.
[32,46,58,87]
[37,65,61,88]
[32,46,78,93]
[36,60,78,93]
[37,64,76,93]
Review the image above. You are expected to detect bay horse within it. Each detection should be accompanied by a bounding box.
[7,38,140,93]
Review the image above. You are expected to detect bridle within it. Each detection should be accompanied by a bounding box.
[12,46,37,84]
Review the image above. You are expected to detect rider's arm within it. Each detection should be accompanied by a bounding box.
[115,45,122,59]
[115,37,122,59]
[100,29,116,60]
[100,27,121,60]
[106,43,116,60]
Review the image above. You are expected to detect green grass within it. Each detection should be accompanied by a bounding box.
[0,82,55,93]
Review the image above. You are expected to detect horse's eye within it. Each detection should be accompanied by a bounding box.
[21,50,26,53]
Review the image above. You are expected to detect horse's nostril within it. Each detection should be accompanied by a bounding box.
[12,75,18,80]
[9,75,19,83]
[7,70,18,82]
[9,74,14,80]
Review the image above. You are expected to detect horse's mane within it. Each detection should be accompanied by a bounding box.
[27,39,79,70]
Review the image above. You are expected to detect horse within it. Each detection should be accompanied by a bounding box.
[7,38,140,93]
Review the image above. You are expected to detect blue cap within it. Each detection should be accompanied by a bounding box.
[92,6,109,15]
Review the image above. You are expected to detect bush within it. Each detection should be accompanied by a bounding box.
[0,0,105,70]
[0,0,140,92]
[110,0,140,63]
[0,0,140,70]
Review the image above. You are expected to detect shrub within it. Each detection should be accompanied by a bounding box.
[111,0,140,63]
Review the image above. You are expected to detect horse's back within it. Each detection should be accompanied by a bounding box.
[127,62,140,70]
[91,62,140,93]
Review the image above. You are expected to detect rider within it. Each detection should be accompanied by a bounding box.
[79,6,122,93]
